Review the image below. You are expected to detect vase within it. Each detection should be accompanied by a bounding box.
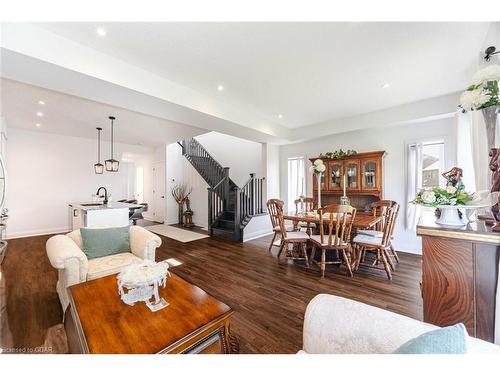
[482,105,500,151]
[435,206,467,227]
[316,173,322,208]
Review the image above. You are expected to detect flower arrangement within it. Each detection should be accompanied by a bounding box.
[309,159,326,173]
[319,149,357,159]
[412,186,473,207]
[459,64,500,111]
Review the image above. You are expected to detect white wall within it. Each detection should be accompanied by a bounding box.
[195,132,265,187]
[279,118,457,254]
[6,128,156,238]
[166,142,209,228]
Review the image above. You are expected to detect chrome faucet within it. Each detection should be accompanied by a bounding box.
[96,187,108,204]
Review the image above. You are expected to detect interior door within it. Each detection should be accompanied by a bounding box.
[152,162,166,223]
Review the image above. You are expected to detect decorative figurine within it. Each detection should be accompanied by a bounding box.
[442,167,464,189]
[117,260,170,312]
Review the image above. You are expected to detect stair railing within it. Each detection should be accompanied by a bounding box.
[235,173,266,228]
[180,138,226,187]
[207,168,230,235]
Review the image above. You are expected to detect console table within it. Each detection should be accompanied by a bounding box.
[64,273,238,353]
[417,212,499,342]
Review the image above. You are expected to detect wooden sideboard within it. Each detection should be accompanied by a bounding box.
[417,213,499,342]
[310,151,386,209]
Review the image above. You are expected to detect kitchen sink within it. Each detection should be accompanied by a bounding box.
[80,203,104,207]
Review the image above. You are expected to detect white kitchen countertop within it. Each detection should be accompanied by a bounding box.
[68,202,143,211]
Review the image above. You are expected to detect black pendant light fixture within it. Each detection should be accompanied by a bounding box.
[105,116,119,172]
[94,127,104,174]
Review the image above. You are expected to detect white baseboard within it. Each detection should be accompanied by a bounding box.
[6,226,69,240]
[243,229,273,242]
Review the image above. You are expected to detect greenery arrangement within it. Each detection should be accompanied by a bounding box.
[319,149,357,159]
[412,186,472,207]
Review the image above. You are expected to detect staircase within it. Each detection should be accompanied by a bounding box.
[178,138,266,242]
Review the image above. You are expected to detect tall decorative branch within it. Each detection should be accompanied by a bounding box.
[171,184,192,225]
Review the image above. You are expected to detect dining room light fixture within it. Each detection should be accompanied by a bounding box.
[94,127,104,174]
[105,116,119,172]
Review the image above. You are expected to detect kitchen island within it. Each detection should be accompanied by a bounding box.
[68,202,143,230]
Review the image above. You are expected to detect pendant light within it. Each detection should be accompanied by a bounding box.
[105,116,119,172]
[94,127,104,174]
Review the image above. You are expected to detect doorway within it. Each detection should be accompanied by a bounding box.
[151,161,166,223]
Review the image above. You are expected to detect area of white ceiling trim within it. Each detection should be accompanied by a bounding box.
[0,78,208,147]
[0,49,287,144]
[0,23,290,140]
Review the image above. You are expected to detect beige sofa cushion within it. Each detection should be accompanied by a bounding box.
[87,252,143,281]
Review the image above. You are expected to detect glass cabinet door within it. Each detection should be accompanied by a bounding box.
[362,159,379,190]
[328,161,343,191]
[345,161,360,191]
[312,164,327,190]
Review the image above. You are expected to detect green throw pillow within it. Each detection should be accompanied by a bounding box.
[80,226,130,260]
[393,323,467,354]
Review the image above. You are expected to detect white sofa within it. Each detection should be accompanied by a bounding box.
[301,294,500,354]
[46,226,162,311]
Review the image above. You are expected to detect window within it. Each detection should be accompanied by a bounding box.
[287,157,305,211]
[421,141,445,189]
[136,166,144,202]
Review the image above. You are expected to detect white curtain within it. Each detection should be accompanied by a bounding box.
[405,142,423,230]
[287,157,305,212]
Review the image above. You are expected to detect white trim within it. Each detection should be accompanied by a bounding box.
[6,226,69,239]
[243,228,274,242]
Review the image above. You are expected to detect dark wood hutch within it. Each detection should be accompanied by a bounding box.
[310,150,386,210]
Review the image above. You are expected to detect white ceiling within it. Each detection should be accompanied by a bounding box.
[36,22,491,128]
[0,78,206,147]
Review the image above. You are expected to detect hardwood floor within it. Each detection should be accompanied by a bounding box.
[0,232,422,353]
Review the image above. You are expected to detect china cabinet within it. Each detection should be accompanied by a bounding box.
[310,151,385,210]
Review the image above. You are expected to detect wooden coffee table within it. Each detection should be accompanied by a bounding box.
[64,273,238,354]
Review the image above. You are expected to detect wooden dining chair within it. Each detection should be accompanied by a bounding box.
[309,205,357,278]
[276,208,310,266]
[266,199,295,253]
[352,204,398,280]
[294,197,316,231]
[358,200,400,264]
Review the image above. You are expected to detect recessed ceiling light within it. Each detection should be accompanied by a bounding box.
[278,114,283,119]
[382,83,391,89]
[36,111,43,117]
[217,85,224,91]
[38,100,45,105]
[96,27,107,37]
[35,123,41,128]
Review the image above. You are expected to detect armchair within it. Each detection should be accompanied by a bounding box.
[46,226,162,311]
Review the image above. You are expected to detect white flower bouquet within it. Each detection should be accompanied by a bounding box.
[459,65,500,111]
[412,186,472,207]
[309,159,326,174]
